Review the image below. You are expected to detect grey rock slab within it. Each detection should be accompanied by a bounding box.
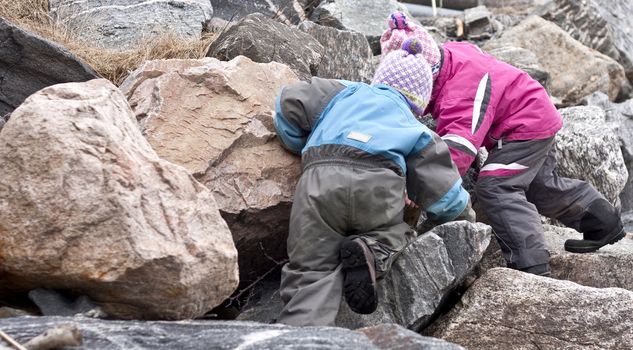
[483,16,626,105]
[238,222,492,332]
[336,222,491,331]
[586,92,633,213]
[0,18,98,116]
[464,5,494,39]
[555,105,628,205]
[0,316,463,350]
[298,21,375,83]
[427,267,633,349]
[210,0,306,25]
[50,0,213,50]
[310,0,413,55]
[358,323,466,350]
[207,13,323,81]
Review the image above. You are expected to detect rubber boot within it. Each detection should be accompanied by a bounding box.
[564,198,625,253]
[340,238,378,314]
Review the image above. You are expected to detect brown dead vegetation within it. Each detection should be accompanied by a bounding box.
[0,0,217,85]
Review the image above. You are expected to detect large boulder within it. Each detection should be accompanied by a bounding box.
[555,106,628,205]
[209,0,306,25]
[238,222,492,331]
[485,46,550,91]
[207,13,323,81]
[585,92,633,213]
[0,18,98,116]
[0,79,238,320]
[537,0,633,87]
[309,0,413,54]
[483,16,625,105]
[119,56,301,288]
[49,0,213,50]
[427,268,633,349]
[0,317,464,350]
[298,21,376,83]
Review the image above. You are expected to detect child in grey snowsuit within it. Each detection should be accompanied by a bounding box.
[273,42,472,327]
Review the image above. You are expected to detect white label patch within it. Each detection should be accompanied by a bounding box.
[347,131,372,143]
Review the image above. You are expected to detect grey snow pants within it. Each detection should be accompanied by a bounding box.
[476,137,602,269]
[278,163,414,326]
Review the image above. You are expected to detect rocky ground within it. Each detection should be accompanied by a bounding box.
[1,0,632,349]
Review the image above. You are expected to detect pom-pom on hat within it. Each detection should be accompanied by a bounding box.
[380,11,441,79]
[372,38,433,117]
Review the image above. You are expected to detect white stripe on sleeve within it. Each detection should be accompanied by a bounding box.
[472,73,489,135]
[441,134,478,155]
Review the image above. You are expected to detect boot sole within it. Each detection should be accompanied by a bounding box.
[564,229,626,253]
[340,239,377,315]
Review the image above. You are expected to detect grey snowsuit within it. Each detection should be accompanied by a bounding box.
[273,78,469,326]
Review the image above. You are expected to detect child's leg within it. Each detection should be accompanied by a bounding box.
[475,138,553,271]
[278,166,356,327]
[526,139,624,253]
[342,167,412,309]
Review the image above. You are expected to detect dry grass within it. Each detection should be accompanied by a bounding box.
[0,0,217,85]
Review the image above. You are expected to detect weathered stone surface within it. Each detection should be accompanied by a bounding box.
[238,222,492,331]
[310,0,413,54]
[0,114,8,132]
[0,18,98,116]
[541,225,633,291]
[0,79,238,320]
[0,317,461,350]
[486,46,550,90]
[483,16,625,105]
[464,5,494,40]
[336,222,491,330]
[50,0,213,50]
[210,0,306,25]
[537,0,633,86]
[555,106,628,205]
[427,268,633,349]
[586,92,633,213]
[206,13,323,81]
[358,324,466,350]
[119,56,301,287]
[418,17,461,41]
[624,211,633,234]
[298,21,375,83]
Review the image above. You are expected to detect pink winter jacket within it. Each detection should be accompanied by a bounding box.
[424,42,563,176]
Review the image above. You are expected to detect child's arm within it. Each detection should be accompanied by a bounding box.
[432,72,495,176]
[405,129,470,224]
[273,78,347,155]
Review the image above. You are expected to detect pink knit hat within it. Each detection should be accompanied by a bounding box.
[372,38,433,117]
[380,11,441,79]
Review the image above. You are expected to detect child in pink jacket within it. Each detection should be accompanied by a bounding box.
[381,12,626,276]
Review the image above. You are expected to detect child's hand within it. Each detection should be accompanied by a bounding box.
[405,196,418,209]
